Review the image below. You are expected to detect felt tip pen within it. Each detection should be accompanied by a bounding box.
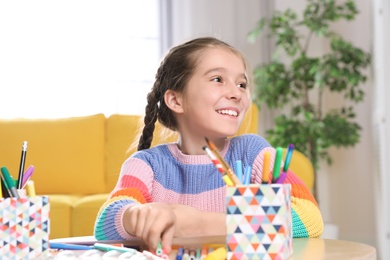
[49,242,93,250]
[0,166,20,198]
[262,151,271,184]
[204,246,227,260]
[93,243,138,254]
[243,165,252,185]
[26,180,36,197]
[283,144,295,173]
[272,147,283,182]
[235,160,243,183]
[22,165,35,188]
[275,172,288,184]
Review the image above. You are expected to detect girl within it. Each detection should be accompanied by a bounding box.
[94,37,323,254]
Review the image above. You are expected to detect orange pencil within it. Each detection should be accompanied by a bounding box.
[205,138,241,186]
[262,151,271,184]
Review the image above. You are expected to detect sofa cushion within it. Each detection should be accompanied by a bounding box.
[71,193,110,237]
[0,114,106,194]
[49,194,83,239]
[105,115,178,192]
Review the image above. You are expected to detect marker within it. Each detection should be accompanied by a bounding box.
[272,147,283,182]
[176,247,184,260]
[0,166,19,198]
[1,177,10,198]
[262,151,271,184]
[235,160,243,183]
[17,141,28,189]
[26,180,36,197]
[204,246,227,260]
[276,171,288,183]
[22,165,35,188]
[50,242,93,250]
[243,165,252,185]
[283,144,295,173]
[156,241,163,256]
[93,243,138,254]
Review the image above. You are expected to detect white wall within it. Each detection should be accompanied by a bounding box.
[170,0,378,252]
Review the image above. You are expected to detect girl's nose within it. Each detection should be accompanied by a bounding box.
[226,82,242,100]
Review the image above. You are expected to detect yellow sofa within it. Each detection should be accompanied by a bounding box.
[0,105,258,239]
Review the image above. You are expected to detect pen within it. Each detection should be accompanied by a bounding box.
[272,147,283,183]
[283,144,295,173]
[50,242,93,250]
[26,180,36,197]
[0,166,20,198]
[205,138,241,185]
[275,172,287,184]
[243,165,252,185]
[1,177,10,198]
[262,151,271,184]
[22,165,35,188]
[235,160,243,183]
[203,146,234,186]
[93,243,138,254]
[17,141,28,189]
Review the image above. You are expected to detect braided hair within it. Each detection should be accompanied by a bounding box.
[137,37,247,151]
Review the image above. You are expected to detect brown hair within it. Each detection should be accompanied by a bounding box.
[137,37,248,151]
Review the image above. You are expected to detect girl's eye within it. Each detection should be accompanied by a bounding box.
[212,76,222,83]
[237,83,247,89]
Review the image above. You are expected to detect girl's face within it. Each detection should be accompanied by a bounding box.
[180,47,250,139]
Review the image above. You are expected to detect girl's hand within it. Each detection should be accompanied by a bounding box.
[123,202,176,253]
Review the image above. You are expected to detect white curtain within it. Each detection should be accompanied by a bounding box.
[372,0,390,259]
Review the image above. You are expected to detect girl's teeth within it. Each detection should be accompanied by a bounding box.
[217,110,238,117]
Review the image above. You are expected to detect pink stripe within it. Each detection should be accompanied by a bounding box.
[151,182,227,212]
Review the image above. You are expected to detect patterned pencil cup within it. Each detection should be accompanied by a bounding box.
[226,184,292,260]
[0,196,50,259]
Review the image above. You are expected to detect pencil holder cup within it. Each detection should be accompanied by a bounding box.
[226,184,293,260]
[0,196,50,259]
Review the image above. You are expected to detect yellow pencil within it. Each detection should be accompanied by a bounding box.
[262,151,271,184]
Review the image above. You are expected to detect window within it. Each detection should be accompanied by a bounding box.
[0,0,163,118]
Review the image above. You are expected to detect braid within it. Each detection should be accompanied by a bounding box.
[137,85,160,151]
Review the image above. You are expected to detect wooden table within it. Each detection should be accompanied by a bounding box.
[50,235,377,259]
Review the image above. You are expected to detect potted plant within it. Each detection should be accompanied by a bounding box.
[247,0,371,202]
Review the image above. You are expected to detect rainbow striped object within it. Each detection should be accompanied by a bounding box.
[0,196,50,259]
[226,184,292,260]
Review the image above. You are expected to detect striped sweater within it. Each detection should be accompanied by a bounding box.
[94,134,323,240]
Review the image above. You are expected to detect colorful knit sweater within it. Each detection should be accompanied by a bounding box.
[94,134,323,240]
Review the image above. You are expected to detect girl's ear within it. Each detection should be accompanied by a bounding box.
[164,90,184,113]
